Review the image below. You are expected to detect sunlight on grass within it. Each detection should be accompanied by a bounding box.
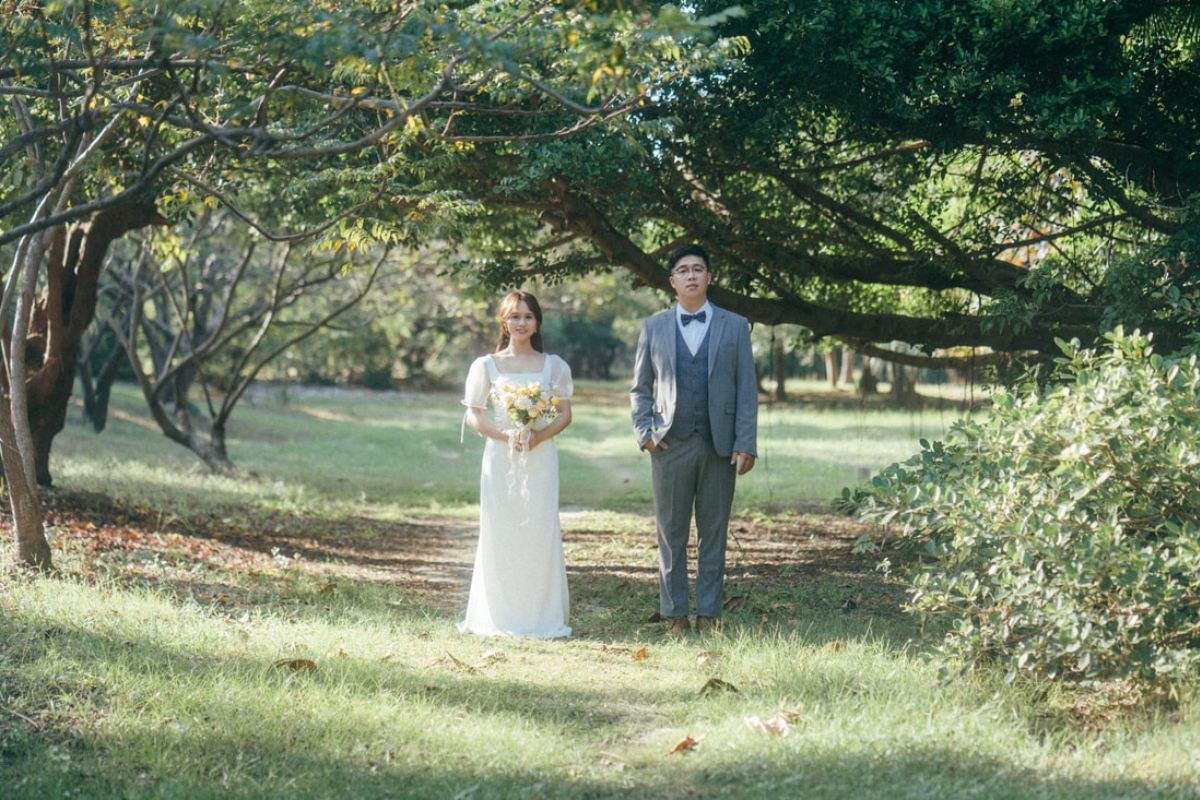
[51,381,972,519]
[4,571,1197,799]
[8,381,1196,797]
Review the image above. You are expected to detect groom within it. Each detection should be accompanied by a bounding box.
[631,244,758,635]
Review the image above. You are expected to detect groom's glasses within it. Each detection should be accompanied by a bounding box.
[671,265,708,276]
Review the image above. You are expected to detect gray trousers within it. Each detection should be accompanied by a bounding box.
[650,431,736,618]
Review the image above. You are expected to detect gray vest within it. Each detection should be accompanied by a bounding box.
[671,322,711,441]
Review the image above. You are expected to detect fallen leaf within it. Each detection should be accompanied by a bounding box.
[723,595,748,611]
[478,649,506,663]
[826,641,848,652]
[776,705,803,723]
[631,647,649,661]
[667,734,705,755]
[699,677,738,695]
[272,658,317,672]
[380,651,394,661]
[647,611,664,623]
[696,651,722,667]
[745,713,793,737]
[445,651,475,670]
[327,646,347,659]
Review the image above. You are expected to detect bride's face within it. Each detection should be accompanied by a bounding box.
[505,301,538,343]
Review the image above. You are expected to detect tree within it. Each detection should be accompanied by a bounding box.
[93,211,387,471]
[533,272,661,379]
[1,0,734,567]
[440,0,1200,371]
[287,247,495,391]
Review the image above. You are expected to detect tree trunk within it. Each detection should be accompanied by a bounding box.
[24,202,167,485]
[824,349,838,389]
[888,363,919,406]
[0,396,51,570]
[858,360,879,395]
[77,331,127,433]
[771,334,787,402]
[839,348,855,386]
[205,420,233,472]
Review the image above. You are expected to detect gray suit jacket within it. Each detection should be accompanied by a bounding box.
[630,304,758,458]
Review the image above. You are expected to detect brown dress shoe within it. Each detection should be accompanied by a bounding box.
[697,616,721,632]
[666,616,691,635]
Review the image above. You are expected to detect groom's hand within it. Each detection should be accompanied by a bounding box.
[732,451,755,475]
[642,439,667,452]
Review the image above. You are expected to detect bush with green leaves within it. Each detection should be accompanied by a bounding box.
[845,329,1200,682]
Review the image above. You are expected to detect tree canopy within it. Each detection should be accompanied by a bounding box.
[0,0,737,567]
[445,0,1200,368]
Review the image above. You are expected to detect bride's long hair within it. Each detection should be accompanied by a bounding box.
[494,290,545,353]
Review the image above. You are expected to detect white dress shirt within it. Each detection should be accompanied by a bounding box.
[675,301,713,356]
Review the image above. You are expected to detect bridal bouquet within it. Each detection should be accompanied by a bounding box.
[493,380,559,430]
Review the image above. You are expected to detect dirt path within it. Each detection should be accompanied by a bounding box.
[31,489,898,612]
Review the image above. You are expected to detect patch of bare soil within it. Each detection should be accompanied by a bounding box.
[28,490,477,603]
[22,490,905,615]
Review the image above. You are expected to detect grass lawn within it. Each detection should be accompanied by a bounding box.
[2,381,1197,798]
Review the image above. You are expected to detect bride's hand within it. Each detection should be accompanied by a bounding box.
[524,429,542,450]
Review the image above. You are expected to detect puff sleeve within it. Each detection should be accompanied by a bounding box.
[548,355,574,401]
[463,356,492,409]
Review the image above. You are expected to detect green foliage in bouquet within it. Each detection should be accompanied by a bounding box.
[844,329,1200,683]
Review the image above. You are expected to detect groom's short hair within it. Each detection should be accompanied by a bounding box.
[667,243,710,273]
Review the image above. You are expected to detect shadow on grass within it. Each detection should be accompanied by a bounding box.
[1,535,1188,800]
[6,749,1183,800]
[35,486,926,655]
[0,609,1185,800]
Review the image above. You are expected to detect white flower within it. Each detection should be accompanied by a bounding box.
[515,395,533,410]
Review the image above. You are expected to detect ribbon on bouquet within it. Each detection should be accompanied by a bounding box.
[504,426,535,501]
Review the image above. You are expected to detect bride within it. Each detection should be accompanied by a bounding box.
[459,291,574,638]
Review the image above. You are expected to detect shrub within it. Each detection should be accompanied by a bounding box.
[844,329,1200,682]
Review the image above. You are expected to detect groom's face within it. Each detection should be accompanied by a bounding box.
[668,255,711,305]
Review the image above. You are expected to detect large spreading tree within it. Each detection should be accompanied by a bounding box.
[442,0,1200,370]
[0,0,735,567]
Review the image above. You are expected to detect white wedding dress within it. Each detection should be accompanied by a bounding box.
[459,353,573,638]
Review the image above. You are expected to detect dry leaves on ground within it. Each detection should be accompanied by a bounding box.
[426,650,506,671]
[667,734,705,755]
[699,678,738,695]
[745,703,802,737]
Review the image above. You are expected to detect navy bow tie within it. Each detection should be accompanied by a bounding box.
[681,310,706,326]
